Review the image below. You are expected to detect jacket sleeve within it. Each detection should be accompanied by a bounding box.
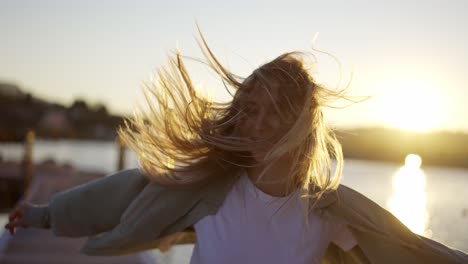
[24,168,149,237]
[324,184,468,264]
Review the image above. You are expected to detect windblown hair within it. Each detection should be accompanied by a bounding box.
[118,32,349,209]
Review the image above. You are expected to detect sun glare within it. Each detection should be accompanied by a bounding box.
[388,154,430,237]
[405,154,422,168]
[376,80,447,132]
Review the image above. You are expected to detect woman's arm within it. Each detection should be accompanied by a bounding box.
[5,168,149,237]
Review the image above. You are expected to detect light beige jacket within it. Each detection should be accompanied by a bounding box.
[25,168,468,263]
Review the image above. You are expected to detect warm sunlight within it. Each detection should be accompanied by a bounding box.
[376,80,447,132]
[387,154,431,237]
[405,154,422,168]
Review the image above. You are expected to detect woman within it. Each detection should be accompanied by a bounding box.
[5,32,468,263]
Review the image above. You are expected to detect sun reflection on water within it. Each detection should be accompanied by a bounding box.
[387,154,432,237]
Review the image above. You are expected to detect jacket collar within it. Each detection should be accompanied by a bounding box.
[311,190,338,209]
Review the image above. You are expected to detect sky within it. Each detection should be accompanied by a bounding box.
[1,0,467,132]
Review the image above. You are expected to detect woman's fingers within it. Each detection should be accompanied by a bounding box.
[5,220,29,229]
[4,222,19,235]
[7,226,16,235]
[4,219,29,236]
[5,201,32,235]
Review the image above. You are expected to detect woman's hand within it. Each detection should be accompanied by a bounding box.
[4,200,33,235]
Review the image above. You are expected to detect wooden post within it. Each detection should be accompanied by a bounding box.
[117,136,126,171]
[23,129,35,191]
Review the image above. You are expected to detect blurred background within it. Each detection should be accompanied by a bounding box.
[0,0,467,263]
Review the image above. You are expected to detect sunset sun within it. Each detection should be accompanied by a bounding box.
[376,80,447,132]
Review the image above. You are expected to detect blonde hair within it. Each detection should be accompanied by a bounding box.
[118,32,349,210]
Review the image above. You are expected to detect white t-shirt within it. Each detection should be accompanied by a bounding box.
[190,172,357,264]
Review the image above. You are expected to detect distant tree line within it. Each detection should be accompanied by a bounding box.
[0,82,125,141]
[337,128,468,169]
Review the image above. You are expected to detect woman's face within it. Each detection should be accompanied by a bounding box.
[237,84,296,162]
